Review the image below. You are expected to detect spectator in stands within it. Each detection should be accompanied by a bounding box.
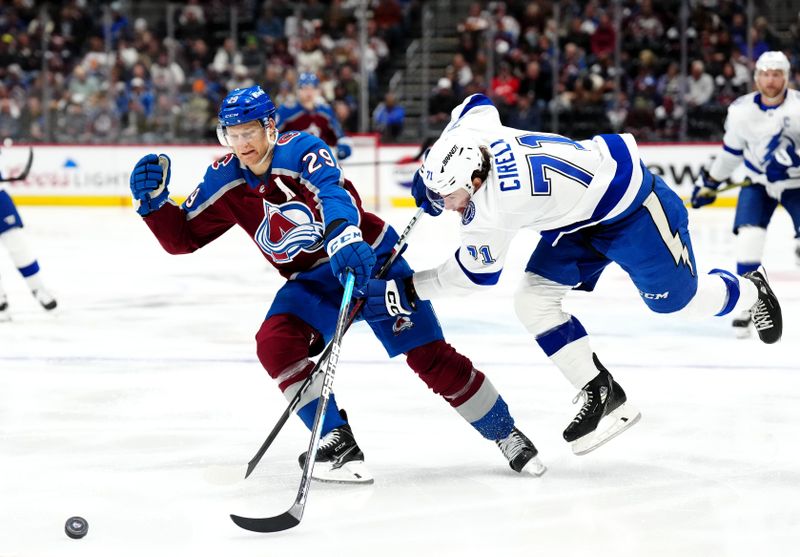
[211,37,242,76]
[182,78,213,140]
[490,62,520,116]
[506,92,541,131]
[429,77,458,128]
[590,12,616,59]
[373,91,405,140]
[715,62,746,106]
[518,59,552,109]
[686,59,715,107]
[177,0,207,41]
[256,5,284,47]
[0,98,21,140]
[450,53,474,95]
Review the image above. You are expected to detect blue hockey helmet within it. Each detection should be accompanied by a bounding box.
[218,86,276,128]
[217,85,277,147]
[297,72,320,88]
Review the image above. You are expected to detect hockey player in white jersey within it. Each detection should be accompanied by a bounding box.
[692,50,800,337]
[358,93,783,456]
[0,184,57,320]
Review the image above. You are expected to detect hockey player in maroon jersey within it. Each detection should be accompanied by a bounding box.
[129,85,546,482]
[274,72,353,160]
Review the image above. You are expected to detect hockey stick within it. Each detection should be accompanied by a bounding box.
[714,177,753,194]
[242,207,425,479]
[230,272,357,533]
[697,177,753,197]
[0,147,33,182]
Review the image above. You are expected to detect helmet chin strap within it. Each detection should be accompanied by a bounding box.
[248,125,279,169]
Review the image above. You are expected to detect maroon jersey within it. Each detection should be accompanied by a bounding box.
[143,131,391,280]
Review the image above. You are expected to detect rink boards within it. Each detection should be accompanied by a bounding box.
[2,139,742,209]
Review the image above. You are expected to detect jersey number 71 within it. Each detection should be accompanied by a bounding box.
[517,134,593,196]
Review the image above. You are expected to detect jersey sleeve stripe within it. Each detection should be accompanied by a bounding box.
[184,179,245,220]
[454,248,502,285]
[457,94,493,119]
[723,144,744,156]
[744,159,763,174]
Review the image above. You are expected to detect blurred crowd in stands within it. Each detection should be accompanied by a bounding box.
[434,0,800,141]
[0,0,419,144]
[0,0,798,145]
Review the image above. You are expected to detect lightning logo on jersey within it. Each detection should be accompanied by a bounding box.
[254,200,324,262]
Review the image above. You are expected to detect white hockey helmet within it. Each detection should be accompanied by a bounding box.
[754,51,790,82]
[420,135,484,197]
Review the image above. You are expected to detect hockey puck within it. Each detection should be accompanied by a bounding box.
[65,516,88,539]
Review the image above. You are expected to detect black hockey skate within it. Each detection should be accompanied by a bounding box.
[743,267,782,344]
[32,288,57,311]
[496,427,546,476]
[0,296,9,322]
[563,354,641,456]
[298,410,373,484]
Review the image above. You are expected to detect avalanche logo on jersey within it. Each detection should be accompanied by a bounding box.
[253,200,324,262]
[392,315,414,335]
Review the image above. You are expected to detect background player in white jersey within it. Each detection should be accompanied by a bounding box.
[691,50,800,338]
[358,93,783,457]
[0,152,57,321]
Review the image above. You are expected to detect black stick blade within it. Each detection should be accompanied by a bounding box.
[230,511,301,533]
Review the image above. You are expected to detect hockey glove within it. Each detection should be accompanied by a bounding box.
[411,170,443,216]
[130,153,171,216]
[690,170,721,209]
[325,221,376,290]
[359,278,416,322]
[336,139,353,161]
[765,140,800,183]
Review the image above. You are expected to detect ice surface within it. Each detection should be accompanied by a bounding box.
[1,205,798,556]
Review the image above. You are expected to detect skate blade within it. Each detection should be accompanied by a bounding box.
[571,402,642,456]
[311,460,374,484]
[733,327,751,339]
[520,456,547,477]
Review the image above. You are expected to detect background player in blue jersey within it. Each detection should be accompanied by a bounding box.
[275,72,353,161]
[128,85,546,482]
[359,93,783,457]
[0,154,57,321]
[692,50,800,338]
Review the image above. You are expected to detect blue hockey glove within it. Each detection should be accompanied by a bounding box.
[358,278,416,322]
[130,153,171,216]
[765,141,800,183]
[690,170,721,209]
[411,170,443,216]
[336,139,353,161]
[325,221,376,290]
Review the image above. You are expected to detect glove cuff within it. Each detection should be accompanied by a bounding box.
[402,276,419,307]
[325,224,363,256]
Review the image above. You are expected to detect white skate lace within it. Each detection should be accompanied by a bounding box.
[318,429,342,452]
[571,390,593,424]
[750,300,773,331]
[497,431,527,460]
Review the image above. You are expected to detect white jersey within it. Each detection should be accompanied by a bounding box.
[709,89,800,198]
[413,94,651,299]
